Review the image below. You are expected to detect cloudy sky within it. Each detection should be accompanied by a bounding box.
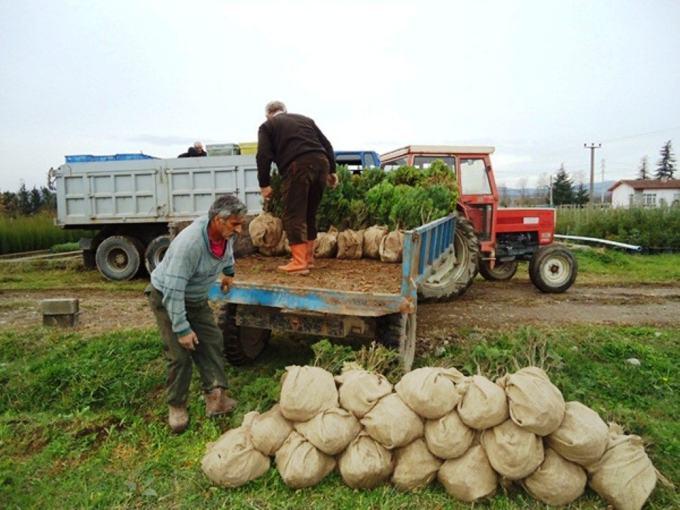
[1,0,679,191]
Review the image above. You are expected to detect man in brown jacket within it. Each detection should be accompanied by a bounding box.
[256,101,337,274]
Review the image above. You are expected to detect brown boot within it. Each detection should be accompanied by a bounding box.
[205,387,237,417]
[168,405,189,434]
[306,240,315,268]
[277,244,310,275]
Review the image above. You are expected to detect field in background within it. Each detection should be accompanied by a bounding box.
[0,213,90,255]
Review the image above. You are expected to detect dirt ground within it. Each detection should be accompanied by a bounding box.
[1,277,679,337]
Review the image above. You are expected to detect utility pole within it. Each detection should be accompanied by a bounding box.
[600,159,605,203]
[549,174,554,207]
[584,142,602,203]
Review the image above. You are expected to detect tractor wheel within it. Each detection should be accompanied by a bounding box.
[529,245,578,293]
[479,259,518,281]
[144,235,171,274]
[95,235,143,281]
[218,304,270,366]
[418,218,479,301]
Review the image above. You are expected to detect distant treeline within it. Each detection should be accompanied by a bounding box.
[0,184,56,217]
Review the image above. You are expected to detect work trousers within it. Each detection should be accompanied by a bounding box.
[145,285,227,406]
[281,152,329,245]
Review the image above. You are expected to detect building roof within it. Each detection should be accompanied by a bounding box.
[608,179,680,192]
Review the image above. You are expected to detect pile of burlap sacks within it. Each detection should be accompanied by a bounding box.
[249,213,404,262]
[201,365,659,510]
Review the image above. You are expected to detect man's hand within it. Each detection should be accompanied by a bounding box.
[221,275,234,292]
[178,331,199,351]
[260,186,273,200]
[327,173,339,189]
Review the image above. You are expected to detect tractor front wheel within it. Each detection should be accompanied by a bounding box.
[529,245,577,293]
[479,259,518,281]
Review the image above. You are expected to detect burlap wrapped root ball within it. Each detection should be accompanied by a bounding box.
[587,424,658,510]
[363,225,388,259]
[391,438,442,491]
[498,366,565,436]
[457,375,509,430]
[546,401,608,466]
[361,393,424,449]
[522,448,587,506]
[279,365,339,422]
[248,404,293,456]
[395,367,464,419]
[294,407,361,455]
[424,410,474,459]
[275,431,336,489]
[379,230,404,263]
[336,229,364,259]
[314,227,338,258]
[438,445,498,502]
[201,423,270,488]
[248,213,283,249]
[481,419,544,480]
[258,230,290,256]
[335,368,393,418]
[339,432,393,489]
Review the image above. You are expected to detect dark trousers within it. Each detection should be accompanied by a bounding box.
[281,152,329,245]
[145,285,227,406]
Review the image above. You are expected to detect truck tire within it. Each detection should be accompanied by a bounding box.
[95,235,143,281]
[144,235,171,274]
[479,259,518,281]
[218,304,270,365]
[529,245,577,293]
[418,218,479,301]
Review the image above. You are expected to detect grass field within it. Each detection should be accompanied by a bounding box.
[0,213,90,255]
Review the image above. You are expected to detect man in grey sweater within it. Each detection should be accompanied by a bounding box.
[146,194,246,433]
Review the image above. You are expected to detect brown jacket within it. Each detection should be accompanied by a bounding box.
[256,113,336,187]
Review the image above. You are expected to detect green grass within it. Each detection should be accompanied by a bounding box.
[572,249,680,284]
[1,325,678,509]
[0,213,92,255]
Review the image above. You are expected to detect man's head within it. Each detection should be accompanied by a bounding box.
[208,194,247,239]
[265,100,287,121]
[193,141,205,153]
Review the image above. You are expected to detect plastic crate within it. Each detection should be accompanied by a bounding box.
[65,153,156,163]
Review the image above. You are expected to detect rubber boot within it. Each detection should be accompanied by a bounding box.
[205,387,237,417]
[306,240,315,269]
[277,244,310,275]
[168,405,189,434]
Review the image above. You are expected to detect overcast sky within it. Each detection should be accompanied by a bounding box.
[1,0,679,191]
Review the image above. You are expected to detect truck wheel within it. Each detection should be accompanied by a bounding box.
[529,245,577,293]
[144,235,171,273]
[479,259,518,281]
[418,218,479,301]
[95,235,143,281]
[218,304,271,365]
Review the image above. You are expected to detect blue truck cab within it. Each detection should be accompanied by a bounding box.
[334,151,381,173]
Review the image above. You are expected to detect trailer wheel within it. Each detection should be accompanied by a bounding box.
[144,235,171,274]
[218,304,270,365]
[377,313,415,371]
[479,259,518,281]
[418,218,479,301]
[529,245,577,293]
[95,235,143,281]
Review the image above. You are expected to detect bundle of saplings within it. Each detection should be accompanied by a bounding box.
[249,162,459,261]
[201,363,662,509]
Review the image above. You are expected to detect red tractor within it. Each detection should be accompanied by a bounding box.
[380,145,577,300]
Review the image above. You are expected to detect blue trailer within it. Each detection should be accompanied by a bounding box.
[208,215,457,370]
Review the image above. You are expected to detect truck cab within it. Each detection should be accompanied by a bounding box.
[334,151,381,173]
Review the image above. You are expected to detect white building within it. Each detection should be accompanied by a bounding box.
[609,179,680,208]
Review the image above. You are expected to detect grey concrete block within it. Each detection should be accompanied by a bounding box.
[41,298,79,315]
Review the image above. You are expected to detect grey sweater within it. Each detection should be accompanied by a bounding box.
[150,216,234,335]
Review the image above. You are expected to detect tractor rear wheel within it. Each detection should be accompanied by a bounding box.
[479,259,518,281]
[529,245,577,293]
[418,218,479,301]
[218,304,271,365]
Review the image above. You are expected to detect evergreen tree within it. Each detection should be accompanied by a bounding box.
[40,186,56,211]
[655,140,676,179]
[29,186,43,213]
[16,183,31,215]
[551,164,575,205]
[574,183,589,206]
[638,156,649,180]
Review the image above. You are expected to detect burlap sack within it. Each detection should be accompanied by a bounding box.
[314,227,338,258]
[249,213,283,249]
[258,230,289,256]
[279,365,339,422]
[336,229,364,259]
[391,438,442,491]
[457,375,509,430]
[395,367,464,419]
[200,426,270,488]
[523,448,587,506]
[294,407,361,455]
[480,419,544,480]
[379,230,404,263]
[547,401,608,466]
[338,432,393,489]
[274,431,336,489]
[335,368,393,418]
[361,393,424,449]
[363,225,388,259]
[497,366,565,436]
[587,424,657,510]
[249,404,293,456]
[438,445,498,502]
[424,410,474,459]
